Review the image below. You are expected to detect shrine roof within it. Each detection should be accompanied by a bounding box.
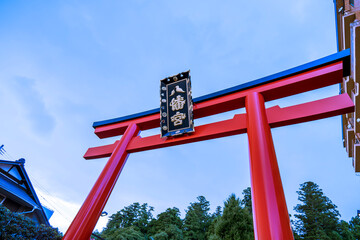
[0,159,50,225]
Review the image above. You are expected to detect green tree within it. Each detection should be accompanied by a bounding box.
[152,231,168,240]
[0,205,62,240]
[152,224,183,240]
[183,196,211,240]
[241,187,252,214]
[349,216,360,239]
[101,202,154,239]
[149,207,183,240]
[338,220,355,240]
[213,206,222,218]
[293,181,341,240]
[209,194,253,240]
[102,226,144,240]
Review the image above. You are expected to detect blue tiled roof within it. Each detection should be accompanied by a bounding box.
[0,159,50,225]
[0,174,39,208]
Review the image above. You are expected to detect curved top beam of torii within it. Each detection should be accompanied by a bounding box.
[84,49,353,160]
[91,49,350,140]
[93,49,350,129]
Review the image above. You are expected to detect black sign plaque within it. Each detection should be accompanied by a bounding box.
[160,71,194,138]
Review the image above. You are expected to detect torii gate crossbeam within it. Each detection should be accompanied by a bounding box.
[63,50,353,240]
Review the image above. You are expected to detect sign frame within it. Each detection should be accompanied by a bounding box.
[160,71,194,138]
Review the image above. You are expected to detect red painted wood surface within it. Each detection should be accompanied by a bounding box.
[63,123,140,240]
[95,62,343,139]
[246,92,294,240]
[84,93,354,159]
[67,58,351,240]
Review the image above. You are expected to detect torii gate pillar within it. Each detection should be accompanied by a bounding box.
[246,92,294,239]
[63,124,140,239]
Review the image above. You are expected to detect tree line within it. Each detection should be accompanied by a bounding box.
[94,181,360,240]
[0,181,359,239]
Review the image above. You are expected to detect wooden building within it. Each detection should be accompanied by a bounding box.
[0,158,53,225]
[334,0,360,172]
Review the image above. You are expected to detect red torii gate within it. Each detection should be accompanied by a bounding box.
[63,49,353,240]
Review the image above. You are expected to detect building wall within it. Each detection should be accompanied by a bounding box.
[336,0,360,172]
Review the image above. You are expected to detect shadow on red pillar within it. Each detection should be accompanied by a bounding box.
[246,92,294,240]
[63,123,140,240]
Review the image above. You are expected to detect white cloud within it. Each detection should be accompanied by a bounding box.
[5,77,56,136]
[35,187,108,233]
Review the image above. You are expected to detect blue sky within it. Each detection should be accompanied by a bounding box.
[0,0,359,233]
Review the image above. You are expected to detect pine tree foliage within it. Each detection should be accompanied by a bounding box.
[101,226,145,240]
[183,196,212,240]
[97,182,360,240]
[101,202,154,239]
[149,207,183,240]
[208,194,253,240]
[151,224,183,240]
[241,187,252,214]
[293,181,341,239]
[338,220,355,240]
[349,216,360,240]
[213,206,222,218]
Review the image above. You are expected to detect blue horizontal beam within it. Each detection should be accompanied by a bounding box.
[93,49,350,128]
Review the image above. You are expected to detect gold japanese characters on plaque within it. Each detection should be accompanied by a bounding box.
[160,71,194,137]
